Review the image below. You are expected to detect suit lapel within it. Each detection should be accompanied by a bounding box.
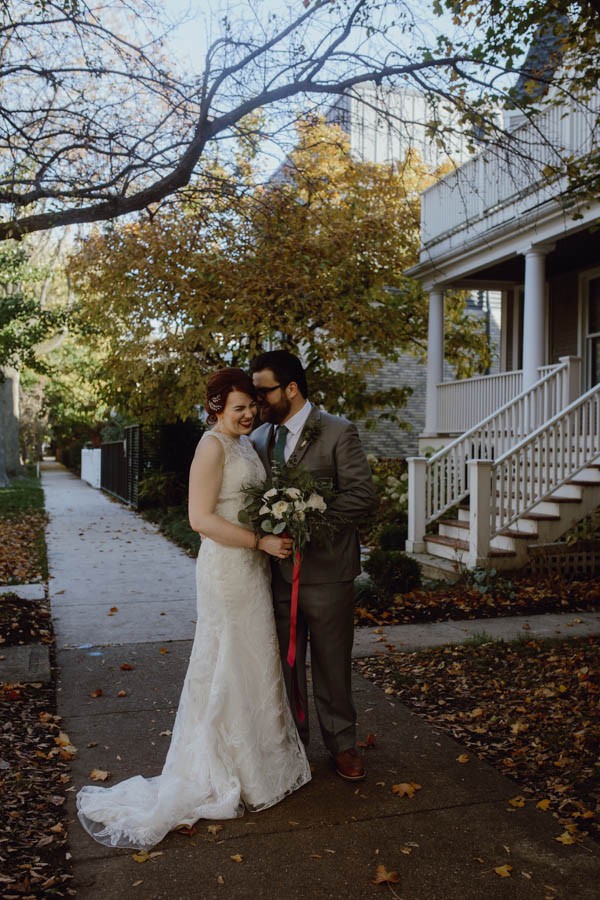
[287,408,321,469]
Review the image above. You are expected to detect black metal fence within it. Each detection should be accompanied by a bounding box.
[100,422,204,508]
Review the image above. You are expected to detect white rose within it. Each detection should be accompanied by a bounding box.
[286,487,302,499]
[294,500,307,512]
[264,488,278,499]
[306,492,327,511]
[272,500,290,519]
[259,504,270,515]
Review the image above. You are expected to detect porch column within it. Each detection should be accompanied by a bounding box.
[522,245,552,390]
[424,288,444,435]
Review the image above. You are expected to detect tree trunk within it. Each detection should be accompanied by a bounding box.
[0,367,20,484]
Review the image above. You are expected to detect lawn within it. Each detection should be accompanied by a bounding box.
[0,473,48,584]
[0,475,73,897]
[356,635,600,845]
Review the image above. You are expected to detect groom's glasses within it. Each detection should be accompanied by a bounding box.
[255,383,285,399]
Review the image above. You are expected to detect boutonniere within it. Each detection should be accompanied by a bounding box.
[298,417,322,450]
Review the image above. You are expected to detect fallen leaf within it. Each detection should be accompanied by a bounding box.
[392,782,422,798]
[555,831,576,845]
[509,796,525,808]
[159,647,169,654]
[132,880,143,887]
[117,689,127,697]
[230,854,243,863]
[216,875,225,885]
[89,769,110,781]
[537,799,551,811]
[494,865,513,877]
[120,663,135,671]
[372,864,400,885]
[457,753,469,763]
[89,688,103,698]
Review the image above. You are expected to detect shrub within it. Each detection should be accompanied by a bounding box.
[378,519,407,551]
[364,549,422,596]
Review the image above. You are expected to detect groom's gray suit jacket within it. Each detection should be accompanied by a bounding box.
[251,407,377,585]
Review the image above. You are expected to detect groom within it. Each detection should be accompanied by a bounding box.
[250,350,377,781]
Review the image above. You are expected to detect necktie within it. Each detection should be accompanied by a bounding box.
[272,425,289,467]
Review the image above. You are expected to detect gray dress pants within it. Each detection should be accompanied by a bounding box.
[271,564,357,755]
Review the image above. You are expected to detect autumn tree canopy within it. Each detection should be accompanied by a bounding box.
[1,0,598,241]
[68,120,491,425]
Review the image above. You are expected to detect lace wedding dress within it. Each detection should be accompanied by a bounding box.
[77,431,311,850]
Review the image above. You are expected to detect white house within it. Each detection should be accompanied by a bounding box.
[405,81,600,576]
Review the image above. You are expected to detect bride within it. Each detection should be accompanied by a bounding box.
[77,367,311,850]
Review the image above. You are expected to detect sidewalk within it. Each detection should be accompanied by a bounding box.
[44,462,600,899]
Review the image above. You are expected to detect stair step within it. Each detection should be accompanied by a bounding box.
[568,477,600,486]
[438,518,468,530]
[521,512,560,521]
[497,528,538,541]
[545,495,581,503]
[426,534,517,558]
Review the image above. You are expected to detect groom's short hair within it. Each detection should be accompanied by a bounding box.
[251,350,308,399]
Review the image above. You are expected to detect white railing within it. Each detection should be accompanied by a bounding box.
[421,90,600,248]
[437,370,524,433]
[406,357,581,551]
[81,448,101,488]
[492,383,600,535]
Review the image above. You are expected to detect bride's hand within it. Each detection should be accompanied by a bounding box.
[258,535,293,559]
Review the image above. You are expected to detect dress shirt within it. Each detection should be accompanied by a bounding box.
[277,401,312,462]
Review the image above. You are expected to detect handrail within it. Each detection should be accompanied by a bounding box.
[491,382,600,535]
[425,358,573,524]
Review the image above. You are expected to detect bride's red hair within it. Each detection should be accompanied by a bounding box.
[205,367,256,424]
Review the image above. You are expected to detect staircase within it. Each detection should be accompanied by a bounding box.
[425,459,600,572]
[407,360,600,578]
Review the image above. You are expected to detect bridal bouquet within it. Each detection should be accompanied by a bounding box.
[239,466,337,687]
[238,464,334,557]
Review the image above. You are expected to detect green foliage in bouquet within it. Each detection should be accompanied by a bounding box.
[238,464,338,554]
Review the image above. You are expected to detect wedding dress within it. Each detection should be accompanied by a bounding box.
[77,431,311,850]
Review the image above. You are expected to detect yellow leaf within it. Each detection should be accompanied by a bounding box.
[392,782,422,798]
[536,799,551,811]
[230,854,243,863]
[494,865,513,877]
[207,824,223,835]
[372,864,400,885]
[509,796,525,808]
[89,768,110,781]
[555,831,576,845]
[457,753,469,764]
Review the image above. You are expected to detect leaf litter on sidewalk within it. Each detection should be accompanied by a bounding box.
[356,635,600,844]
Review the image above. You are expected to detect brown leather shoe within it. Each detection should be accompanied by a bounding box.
[332,748,366,781]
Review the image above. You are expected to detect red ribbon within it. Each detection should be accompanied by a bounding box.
[287,548,305,724]
[287,549,302,668]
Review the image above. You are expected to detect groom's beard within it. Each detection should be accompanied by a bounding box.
[259,395,291,424]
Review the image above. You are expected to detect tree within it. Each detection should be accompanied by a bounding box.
[1,0,597,241]
[0,241,66,484]
[68,119,490,425]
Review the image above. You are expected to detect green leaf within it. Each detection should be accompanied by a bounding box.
[261,519,273,533]
[273,522,287,534]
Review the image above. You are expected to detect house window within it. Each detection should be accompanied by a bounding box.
[587,277,600,387]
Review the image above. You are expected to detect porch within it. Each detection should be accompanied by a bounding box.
[405,86,600,574]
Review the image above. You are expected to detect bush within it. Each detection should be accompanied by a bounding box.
[364,549,422,596]
[378,519,407,551]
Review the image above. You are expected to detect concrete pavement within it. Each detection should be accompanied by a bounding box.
[42,462,600,899]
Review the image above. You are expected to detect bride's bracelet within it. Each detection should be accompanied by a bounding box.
[253,532,261,550]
